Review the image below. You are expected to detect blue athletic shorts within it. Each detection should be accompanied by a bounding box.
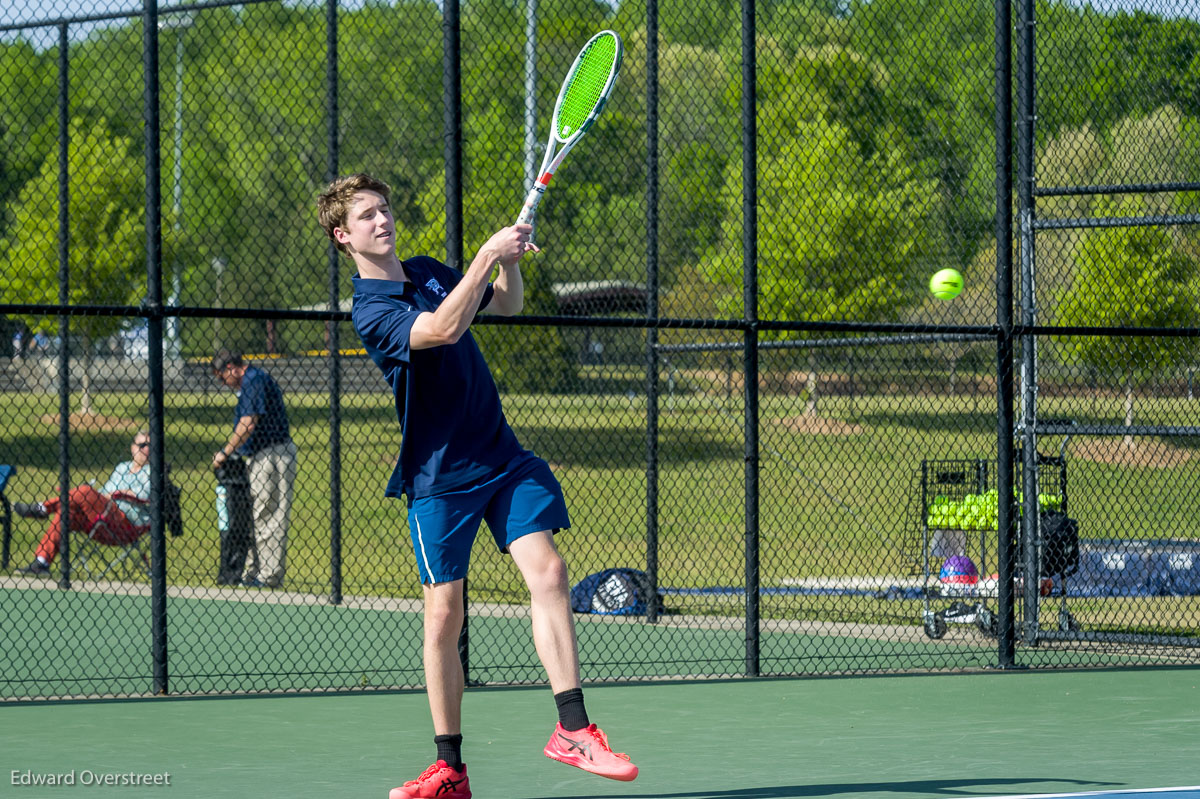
[406,452,570,584]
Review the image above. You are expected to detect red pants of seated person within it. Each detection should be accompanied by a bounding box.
[35,484,140,564]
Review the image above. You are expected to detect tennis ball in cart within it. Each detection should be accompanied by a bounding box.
[929,268,963,300]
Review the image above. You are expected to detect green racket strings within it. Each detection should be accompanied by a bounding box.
[557,35,617,139]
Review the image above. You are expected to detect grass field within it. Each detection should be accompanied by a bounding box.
[2,373,1198,642]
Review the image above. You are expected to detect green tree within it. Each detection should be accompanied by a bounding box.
[700,41,940,414]
[702,63,938,322]
[845,0,1000,267]
[0,117,166,415]
[1039,105,1200,427]
[1057,198,1200,446]
[0,40,57,226]
[5,0,1199,352]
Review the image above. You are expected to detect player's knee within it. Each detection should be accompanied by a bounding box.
[424,601,463,637]
[528,553,569,596]
[423,586,465,633]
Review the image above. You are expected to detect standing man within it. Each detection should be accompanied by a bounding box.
[317,173,637,799]
[211,350,297,589]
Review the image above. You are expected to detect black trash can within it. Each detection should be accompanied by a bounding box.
[215,457,254,585]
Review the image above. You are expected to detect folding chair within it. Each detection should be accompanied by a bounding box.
[70,491,152,581]
[69,475,184,581]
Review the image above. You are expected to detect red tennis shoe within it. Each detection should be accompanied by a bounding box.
[388,760,470,799]
[544,723,638,781]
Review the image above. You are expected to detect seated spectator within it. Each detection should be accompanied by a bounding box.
[14,430,153,575]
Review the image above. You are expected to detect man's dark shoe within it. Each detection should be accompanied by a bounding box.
[17,560,50,576]
[13,502,49,520]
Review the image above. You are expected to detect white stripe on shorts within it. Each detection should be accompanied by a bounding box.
[413,514,436,583]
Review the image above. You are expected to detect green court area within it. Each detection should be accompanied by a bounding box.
[1,584,1148,700]
[3,668,1198,798]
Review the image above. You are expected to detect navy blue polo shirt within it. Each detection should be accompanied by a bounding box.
[234,365,291,456]
[351,256,523,500]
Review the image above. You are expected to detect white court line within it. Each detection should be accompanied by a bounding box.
[980,787,1200,799]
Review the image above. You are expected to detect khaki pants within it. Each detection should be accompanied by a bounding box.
[243,440,297,587]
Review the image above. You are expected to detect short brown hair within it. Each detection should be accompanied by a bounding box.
[317,173,392,254]
[211,349,244,373]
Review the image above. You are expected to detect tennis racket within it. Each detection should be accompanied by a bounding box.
[517,29,623,244]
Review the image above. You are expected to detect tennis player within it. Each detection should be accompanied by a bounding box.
[318,174,638,798]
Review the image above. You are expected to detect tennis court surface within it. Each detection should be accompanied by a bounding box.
[982,790,1200,799]
[5,667,1197,798]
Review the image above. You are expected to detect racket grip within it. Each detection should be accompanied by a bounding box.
[516,183,546,245]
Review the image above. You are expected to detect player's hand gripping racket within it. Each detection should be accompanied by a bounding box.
[517,29,623,244]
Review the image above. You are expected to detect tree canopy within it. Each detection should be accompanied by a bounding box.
[0,0,1197,360]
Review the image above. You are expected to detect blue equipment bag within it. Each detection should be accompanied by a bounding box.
[570,568,662,616]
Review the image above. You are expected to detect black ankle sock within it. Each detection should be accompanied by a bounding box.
[554,687,589,731]
[434,733,463,770]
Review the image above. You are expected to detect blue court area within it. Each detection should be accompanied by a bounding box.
[3,667,1198,798]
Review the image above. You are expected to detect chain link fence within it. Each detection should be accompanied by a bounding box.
[1,0,1198,700]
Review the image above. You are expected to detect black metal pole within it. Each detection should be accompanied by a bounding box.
[143,0,169,695]
[55,22,72,592]
[443,0,468,678]
[742,0,760,678]
[994,0,1017,668]
[1,492,10,569]
[326,0,343,606]
[644,0,661,624]
[443,0,463,273]
[1017,0,1040,647]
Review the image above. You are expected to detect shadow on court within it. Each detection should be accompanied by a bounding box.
[528,777,1119,799]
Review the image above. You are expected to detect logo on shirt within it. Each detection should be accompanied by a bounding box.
[425,278,448,298]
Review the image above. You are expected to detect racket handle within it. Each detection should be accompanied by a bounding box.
[516,181,548,245]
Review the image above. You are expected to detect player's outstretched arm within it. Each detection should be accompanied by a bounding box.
[410,224,533,349]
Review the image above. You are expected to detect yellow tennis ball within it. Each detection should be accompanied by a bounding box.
[929,268,963,300]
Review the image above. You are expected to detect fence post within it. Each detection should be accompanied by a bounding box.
[644,0,661,625]
[55,22,73,593]
[143,0,170,695]
[1016,0,1041,647]
[443,0,468,680]
[741,0,760,678]
[994,0,1018,668]
[326,0,344,607]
